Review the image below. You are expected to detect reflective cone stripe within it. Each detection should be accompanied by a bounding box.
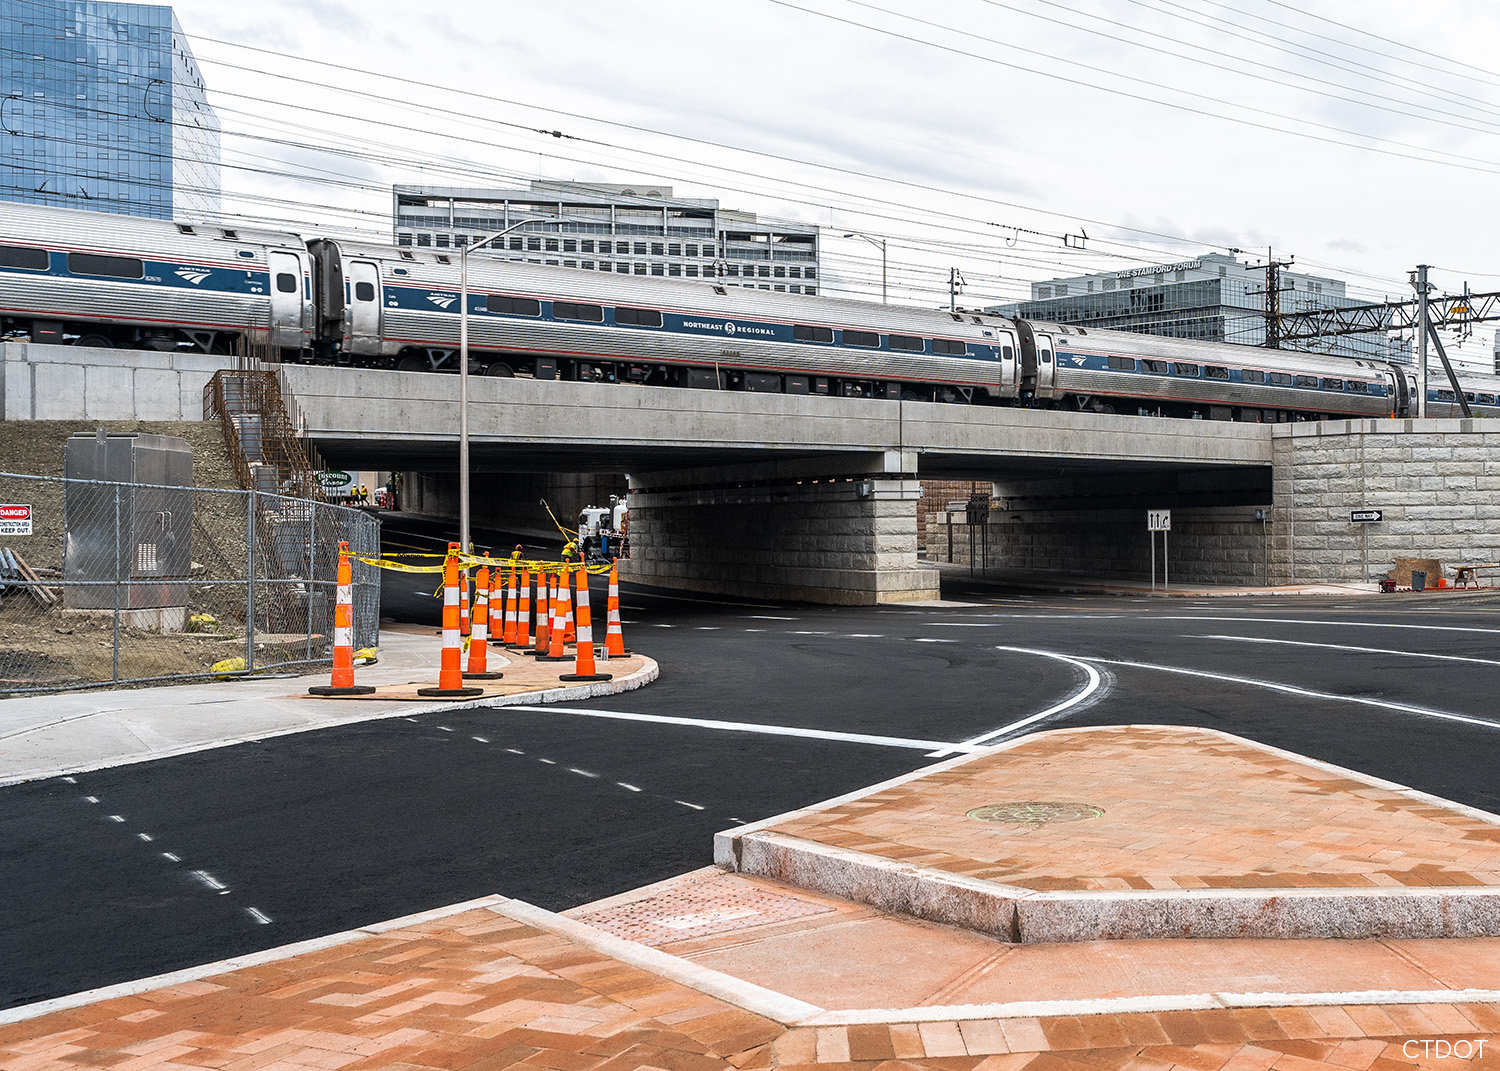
[437,544,463,690]
[503,566,520,645]
[604,564,627,657]
[563,570,577,644]
[517,570,532,647]
[546,572,570,659]
[466,566,490,674]
[532,571,551,654]
[570,570,599,676]
[331,541,356,687]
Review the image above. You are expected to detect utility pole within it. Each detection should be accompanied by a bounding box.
[949,268,966,313]
[1414,264,1430,419]
[1246,248,1295,349]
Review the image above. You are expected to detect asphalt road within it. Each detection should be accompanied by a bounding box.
[3,560,1500,1009]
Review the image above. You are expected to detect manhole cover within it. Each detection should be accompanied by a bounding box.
[967,802,1105,826]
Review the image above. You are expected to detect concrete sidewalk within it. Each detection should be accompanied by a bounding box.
[0,623,657,785]
[4,726,1498,1067]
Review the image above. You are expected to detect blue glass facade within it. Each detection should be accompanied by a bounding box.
[0,0,220,219]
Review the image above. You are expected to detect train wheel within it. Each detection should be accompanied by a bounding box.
[483,362,514,377]
[396,355,427,373]
[74,333,113,349]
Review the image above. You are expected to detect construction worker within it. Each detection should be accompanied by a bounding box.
[561,538,578,564]
[510,544,524,566]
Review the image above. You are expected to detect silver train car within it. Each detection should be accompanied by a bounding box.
[0,201,313,354]
[3,201,1496,422]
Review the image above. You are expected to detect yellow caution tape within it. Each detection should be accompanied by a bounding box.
[354,553,615,578]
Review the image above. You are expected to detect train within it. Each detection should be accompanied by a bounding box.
[2,199,1495,421]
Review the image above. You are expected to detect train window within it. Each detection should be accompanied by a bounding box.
[1204,365,1229,380]
[487,295,541,316]
[1106,356,1136,370]
[553,301,604,322]
[68,252,143,278]
[888,334,925,352]
[843,330,879,348]
[275,272,298,293]
[1435,389,1455,401]
[353,281,376,302]
[1143,359,1169,374]
[1347,381,1368,393]
[435,255,451,265]
[1002,345,1015,361]
[933,339,968,355]
[615,306,663,327]
[1173,362,1200,376]
[1479,394,1496,405]
[1295,375,1318,388]
[1268,372,1292,386]
[1241,369,1267,384]
[793,324,835,343]
[0,244,49,271]
[1322,378,1344,390]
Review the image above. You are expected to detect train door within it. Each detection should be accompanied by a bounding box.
[1387,367,1411,417]
[346,260,382,357]
[1034,331,1057,399]
[996,329,1019,398]
[1015,319,1039,395]
[268,250,309,352]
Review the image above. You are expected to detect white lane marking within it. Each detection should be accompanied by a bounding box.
[244,907,273,925]
[674,800,705,810]
[192,870,228,892]
[107,815,125,823]
[83,796,99,804]
[792,631,829,636]
[504,748,524,755]
[913,638,955,644]
[161,852,180,863]
[744,628,767,633]
[750,615,798,620]
[61,777,76,784]
[1095,656,1500,732]
[1155,616,1500,634]
[652,624,675,628]
[502,705,978,754]
[1197,634,1500,668]
[137,833,153,842]
[695,626,721,631]
[617,782,642,792]
[404,717,420,723]
[472,736,490,743]
[567,767,600,778]
[927,647,1107,758]
[437,726,453,732]
[845,634,884,638]
[538,758,557,765]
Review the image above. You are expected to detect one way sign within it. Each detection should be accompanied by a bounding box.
[1350,509,1383,523]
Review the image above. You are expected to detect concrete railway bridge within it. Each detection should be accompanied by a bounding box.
[6,343,1499,603]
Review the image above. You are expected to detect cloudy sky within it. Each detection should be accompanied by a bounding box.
[170,0,1500,361]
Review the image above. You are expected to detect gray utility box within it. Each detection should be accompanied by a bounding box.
[63,432,194,621]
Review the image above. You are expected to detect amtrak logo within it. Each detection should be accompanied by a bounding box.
[1069,356,1086,366]
[427,293,457,310]
[174,267,211,285]
[723,321,737,336]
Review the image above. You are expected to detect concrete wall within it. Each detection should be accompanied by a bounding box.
[929,507,1269,585]
[1269,419,1500,584]
[2,342,233,422]
[621,452,940,605]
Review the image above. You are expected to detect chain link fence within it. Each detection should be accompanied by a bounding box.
[0,472,380,695]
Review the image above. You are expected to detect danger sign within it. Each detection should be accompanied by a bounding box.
[0,504,32,535]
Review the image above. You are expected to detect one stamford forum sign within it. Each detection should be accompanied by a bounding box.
[0,504,33,535]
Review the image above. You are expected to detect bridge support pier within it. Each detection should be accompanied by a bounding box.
[620,451,939,605]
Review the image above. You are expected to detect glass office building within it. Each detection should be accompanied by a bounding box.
[0,0,220,219]
[988,253,1408,363]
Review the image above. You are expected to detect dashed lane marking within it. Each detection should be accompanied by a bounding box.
[913,638,956,644]
[617,782,642,792]
[1197,633,1500,667]
[107,815,125,822]
[504,748,524,755]
[136,833,152,842]
[567,767,600,778]
[161,852,180,863]
[750,615,798,620]
[83,796,99,804]
[674,800,705,811]
[538,758,557,765]
[244,907,273,925]
[191,870,229,893]
[927,647,1107,758]
[472,736,490,743]
[503,705,980,754]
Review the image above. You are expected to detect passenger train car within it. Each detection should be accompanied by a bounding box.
[1,200,1494,421]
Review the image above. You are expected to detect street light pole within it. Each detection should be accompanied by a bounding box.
[843,232,888,303]
[458,217,559,553]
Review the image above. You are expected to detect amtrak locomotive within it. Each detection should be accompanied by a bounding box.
[2,201,1495,420]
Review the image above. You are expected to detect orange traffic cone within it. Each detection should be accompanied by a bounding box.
[603,562,629,657]
[459,566,471,638]
[511,568,532,649]
[309,540,375,696]
[464,565,503,680]
[563,570,577,644]
[418,543,483,698]
[538,570,572,662]
[502,566,519,645]
[561,567,612,682]
[531,570,551,656]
